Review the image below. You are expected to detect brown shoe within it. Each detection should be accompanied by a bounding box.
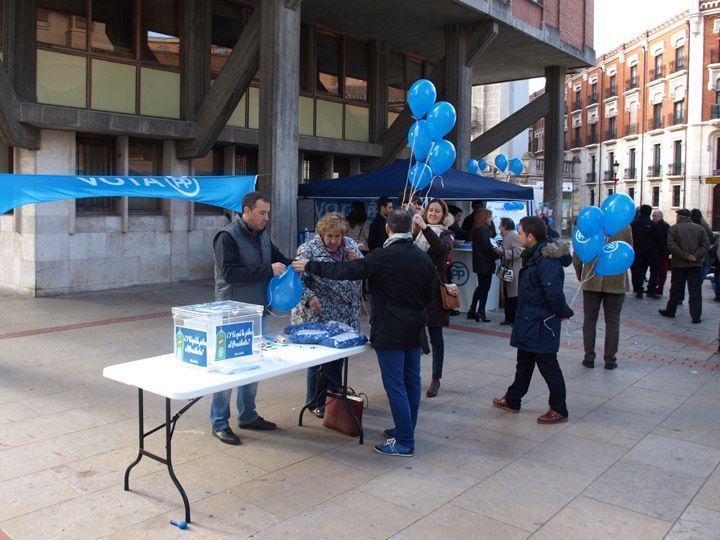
[537,409,568,424]
[426,378,440,398]
[492,396,520,413]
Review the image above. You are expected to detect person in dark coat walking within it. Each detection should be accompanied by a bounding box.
[293,209,434,457]
[630,204,662,299]
[367,196,393,252]
[469,208,503,322]
[492,216,574,424]
[652,210,671,295]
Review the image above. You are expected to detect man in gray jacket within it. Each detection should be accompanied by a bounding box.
[210,191,292,445]
[659,209,710,324]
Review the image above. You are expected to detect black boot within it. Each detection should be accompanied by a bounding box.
[478,311,491,323]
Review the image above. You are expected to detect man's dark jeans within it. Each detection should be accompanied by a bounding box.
[505,349,568,417]
[631,254,659,294]
[582,291,625,364]
[666,266,702,321]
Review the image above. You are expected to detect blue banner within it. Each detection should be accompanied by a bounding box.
[0,174,257,214]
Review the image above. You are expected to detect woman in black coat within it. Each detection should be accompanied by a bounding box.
[469,208,503,322]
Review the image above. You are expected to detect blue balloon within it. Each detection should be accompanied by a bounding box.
[407,79,436,119]
[509,158,524,176]
[576,206,604,237]
[601,193,635,236]
[495,154,508,172]
[466,159,479,174]
[266,267,303,311]
[594,241,635,276]
[478,158,488,171]
[407,120,432,161]
[408,162,433,190]
[428,140,456,176]
[425,101,456,141]
[548,217,553,225]
[504,202,514,210]
[572,229,605,263]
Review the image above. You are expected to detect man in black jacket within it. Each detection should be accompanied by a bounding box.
[652,210,671,296]
[630,204,662,299]
[293,209,434,457]
[367,196,393,252]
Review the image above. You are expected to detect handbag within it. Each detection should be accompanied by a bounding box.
[495,248,514,283]
[323,388,368,437]
[434,268,460,310]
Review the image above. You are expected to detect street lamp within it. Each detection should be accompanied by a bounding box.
[612,160,620,181]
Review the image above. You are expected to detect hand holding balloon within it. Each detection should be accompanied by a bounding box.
[271,262,286,276]
[266,267,303,311]
[292,258,309,273]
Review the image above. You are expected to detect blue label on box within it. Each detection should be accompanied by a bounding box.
[216,321,254,360]
[176,326,208,367]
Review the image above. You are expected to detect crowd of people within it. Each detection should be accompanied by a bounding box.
[210,190,718,455]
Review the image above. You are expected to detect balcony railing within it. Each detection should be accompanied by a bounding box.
[670,58,686,73]
[649,66,665,81]
[666,112,685,126]
[624,167,637,180]
[588,93,599,105]
[711,104,720,120]
[625,78,639,91]
[605,127,617,140]
[648,164,662,177]
[586,132,598,145]
[571,100,582,111]
[586,172,597,183]
[570,137,581,148]
[667,162,684,176]
[648,116,664,130]
[626,122,638,136]
[603,171,614,181]
[604,86,617,99]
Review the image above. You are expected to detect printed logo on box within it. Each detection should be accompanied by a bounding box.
[216,321,254,360]
[175,326,208,367]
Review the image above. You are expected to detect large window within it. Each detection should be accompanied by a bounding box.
[76,136,117,214]
[652,186,660,207]
[316,32,341,96]
[141,0,180,67]
[91,0,134,56]
[387,52,433,114]
[672,185,681,207]
[235,147,257,175]
[127,139,162,214]
[344,37,368,102]
[211,1,251,75]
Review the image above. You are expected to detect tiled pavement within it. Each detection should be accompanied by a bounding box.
[0,273,718,539]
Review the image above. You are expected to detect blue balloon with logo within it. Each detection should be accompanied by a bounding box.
[495,154,508,172]
[478,158,488,172]
[407,79,436,119]
[576,206,604,237]
[601,193,635,236]
[408,162,433,190]
[466,159,479,174]
[509,158,524,176]
[425,101,456,141]
[267,267,304,311]
[407,120,432,161]
[594,241,635,276]
[428,139,456,176]
[572,229,605,263]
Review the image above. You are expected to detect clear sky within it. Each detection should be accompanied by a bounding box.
[529,0,692,93]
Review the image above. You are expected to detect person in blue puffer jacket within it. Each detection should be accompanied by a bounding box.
[492,216,574,424]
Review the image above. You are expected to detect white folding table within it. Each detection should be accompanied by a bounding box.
[103,343,371,523]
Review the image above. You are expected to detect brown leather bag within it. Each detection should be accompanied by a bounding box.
[439,283,460,310]
[323,389,367,437]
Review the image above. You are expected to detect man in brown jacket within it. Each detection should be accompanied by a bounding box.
[659,209,711,323]
[572,226,632,369]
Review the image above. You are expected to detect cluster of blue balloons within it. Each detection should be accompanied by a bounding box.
[466,154,524,177]
[572,193,636,276]
[406,79,457,190]
[503,202,525,211]
[266,267,304,311]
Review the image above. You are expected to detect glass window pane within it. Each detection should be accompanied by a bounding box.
[316,99,343,139]
[211,1,250,74]
[128,139,162,214]
[91,0,134,56]
[235,148,258,175]
[142,0,179,68]
[140,67,180,118]
[344,104,369,142]
[387,52,404,111]
[227,92,246,128]
[91,59,136,113]
[406,58,422,92]
[248,86,259,129]
[345,38,367,102]
[316,32,340,96]
[37,1,87,50]
[299,96,314,136]
[36,50,87,108]
[76,137,118,214]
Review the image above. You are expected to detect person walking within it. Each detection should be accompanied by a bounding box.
[630,204,662,299]
[652,210,671,296]
[412,199,455,398]
[573,226,632,370]
[367,196,393,252]
[499,218,522,325]
[210,191,291,445]
[292,209,433,457]
[659,209,711,324]
[469,208,502,322]
[492,216,574,423]
[346,201,370,254]
[691,208,715,284]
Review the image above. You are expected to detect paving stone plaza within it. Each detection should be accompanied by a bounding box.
[0,271,718,539]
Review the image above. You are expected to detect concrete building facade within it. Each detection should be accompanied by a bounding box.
[0,0,594,296]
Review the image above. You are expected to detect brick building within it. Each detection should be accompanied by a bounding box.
[528,0,720,231]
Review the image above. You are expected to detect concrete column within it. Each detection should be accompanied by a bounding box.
[444,25,472,170]
[115,136,129,233]
[368,40,388,142]
[349,157,362,176]
[223,146,236,175]
[320,154,334,180]
[258,0,301,257]
[3,0,36,101]
[543,66,566,233]
[181,0,212,120]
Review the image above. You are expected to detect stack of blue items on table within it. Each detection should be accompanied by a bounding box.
[283,321,368,349]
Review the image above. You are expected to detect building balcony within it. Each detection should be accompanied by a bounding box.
[669,59,686,73]
[604,87,617,99]
[711,104,720,120]
[570,137,582,148]
[625,123,638,136]
[648,116,664,130]
[667,162,684,176]
[624,167,637,180]
[603,171,614,182]
[586,132,598,145]
[605,127,617,140]
[571,100,583,111]
[666,112,686,126]
[649,67,665,81]
[588,93,599,105]
[648,164,662,178]
[586,172,597,183]
[625,78,639,91]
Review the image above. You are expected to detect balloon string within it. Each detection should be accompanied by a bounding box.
[564,262,596,340]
